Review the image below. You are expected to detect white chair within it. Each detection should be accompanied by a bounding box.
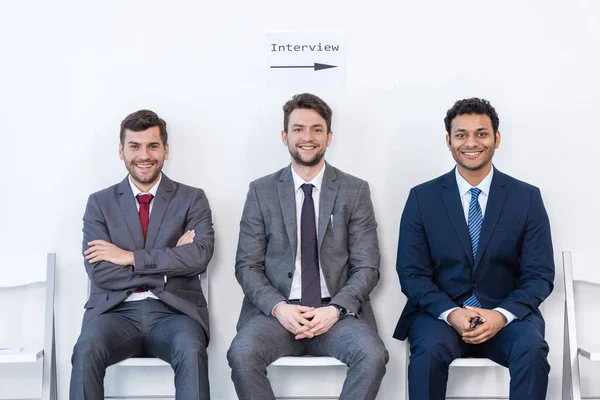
[0,253,57,400]
[562,251,600,400]
[405,335,507,399]
[103,272,208,399]
[268,355,347,399]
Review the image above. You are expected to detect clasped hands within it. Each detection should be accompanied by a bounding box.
[84,230,196,266]
[447,306,507,344]
[273,303,339,340]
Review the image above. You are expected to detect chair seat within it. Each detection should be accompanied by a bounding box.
[450,357,503,368]
[0,348,43,363]
[579,346,600,361]
[114,357,170,367]
[271,356,345,367]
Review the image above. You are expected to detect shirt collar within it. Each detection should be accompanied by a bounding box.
[455,166,494,197]
[291,164,326,193]
[128,173,162,198]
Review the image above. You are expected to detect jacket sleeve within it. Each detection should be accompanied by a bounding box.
[397,188,458,318]
[497,188,555,318]
[234,182,288,316]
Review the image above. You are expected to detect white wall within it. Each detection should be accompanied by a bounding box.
[1,1,599,399]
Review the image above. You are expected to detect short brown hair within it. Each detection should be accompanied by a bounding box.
[283,93,332,133]
[120,109,168,145]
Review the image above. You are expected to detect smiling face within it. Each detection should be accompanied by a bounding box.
[281,108,332,169]
[446,113,500,179]
[119,126,169,192]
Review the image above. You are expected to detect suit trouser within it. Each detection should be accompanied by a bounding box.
[227,313,389,400]
[70,298,209,400]
[407,313,550,400]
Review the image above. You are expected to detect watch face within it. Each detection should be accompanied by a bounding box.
[338,307,347,320]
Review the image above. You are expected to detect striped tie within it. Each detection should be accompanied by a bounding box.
[463,187,483,308]
[300,184,321,308]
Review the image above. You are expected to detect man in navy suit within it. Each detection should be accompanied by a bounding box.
[394,98,554,399]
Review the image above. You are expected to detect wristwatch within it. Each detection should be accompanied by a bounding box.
[330,303,348,320]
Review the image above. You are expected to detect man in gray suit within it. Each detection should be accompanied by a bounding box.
[227,93,388,400]
[70,110,214,400]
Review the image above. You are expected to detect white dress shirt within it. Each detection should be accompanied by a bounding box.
[439,167,516,326]
[124,173,162,302]
[288,164,331,300]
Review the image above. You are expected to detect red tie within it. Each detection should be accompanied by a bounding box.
[136,194,154,240]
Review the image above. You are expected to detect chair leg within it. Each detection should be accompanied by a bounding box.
[563,305,572,400]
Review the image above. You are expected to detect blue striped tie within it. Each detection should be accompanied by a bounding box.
[463,187,483,308]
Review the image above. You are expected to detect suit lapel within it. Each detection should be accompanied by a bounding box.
[145,174,175,250]
[440,169,474,266]
[278,167,297,260]
[318,164,338,250]
[117,176,145,249]
[473,169,508,274]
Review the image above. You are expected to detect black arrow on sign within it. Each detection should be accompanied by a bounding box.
[270,63,337,71]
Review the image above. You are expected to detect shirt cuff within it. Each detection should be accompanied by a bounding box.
[493,307,516,326]
[439,307,459,325]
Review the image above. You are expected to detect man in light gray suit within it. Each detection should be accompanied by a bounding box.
[227,93,388,400]
[70,110,214,400]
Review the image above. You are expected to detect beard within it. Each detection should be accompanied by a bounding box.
[125,159,163,186]
[288,145,326,167]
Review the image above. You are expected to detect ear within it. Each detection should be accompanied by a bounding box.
[119,143,124,160]
[164,143,169,160]
[326,130,333,147]
[445,134,451,150]
[494,131,501,149]
[281,130,288,146]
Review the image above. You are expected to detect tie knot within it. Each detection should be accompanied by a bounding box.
[137,194,154,205]
[470,187,481,199]
[301,183,314,196]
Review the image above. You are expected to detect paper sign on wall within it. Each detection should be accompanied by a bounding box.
[265,31,345,88]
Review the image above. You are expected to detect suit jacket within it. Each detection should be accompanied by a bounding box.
[81,174,214,340]
[393,168,554,340]
[234,163,381,331]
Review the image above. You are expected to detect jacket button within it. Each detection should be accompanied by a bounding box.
[472,284,477,289]
[126,290,133,295]
[288,272,293,278]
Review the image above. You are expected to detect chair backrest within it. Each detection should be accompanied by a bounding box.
[0,253,56,400]
[0,253,55,347]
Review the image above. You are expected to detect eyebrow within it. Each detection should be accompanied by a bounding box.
[454,127,490,133]
[127,141,161,146]
[291,123,324,128]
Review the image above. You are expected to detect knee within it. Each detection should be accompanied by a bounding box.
[349,340,389,371]
[510,337,549,363]
[411,339,457,365]
[227,335,265,370]
[171,335,207,364]
[71,337,109,365]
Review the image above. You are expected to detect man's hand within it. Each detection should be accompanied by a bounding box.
[461,306,507,344]
[85,240,134,266]
[176,230,196,246]
[273,303,314,338]
[447,307,485,336]
[299,306,339,339]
